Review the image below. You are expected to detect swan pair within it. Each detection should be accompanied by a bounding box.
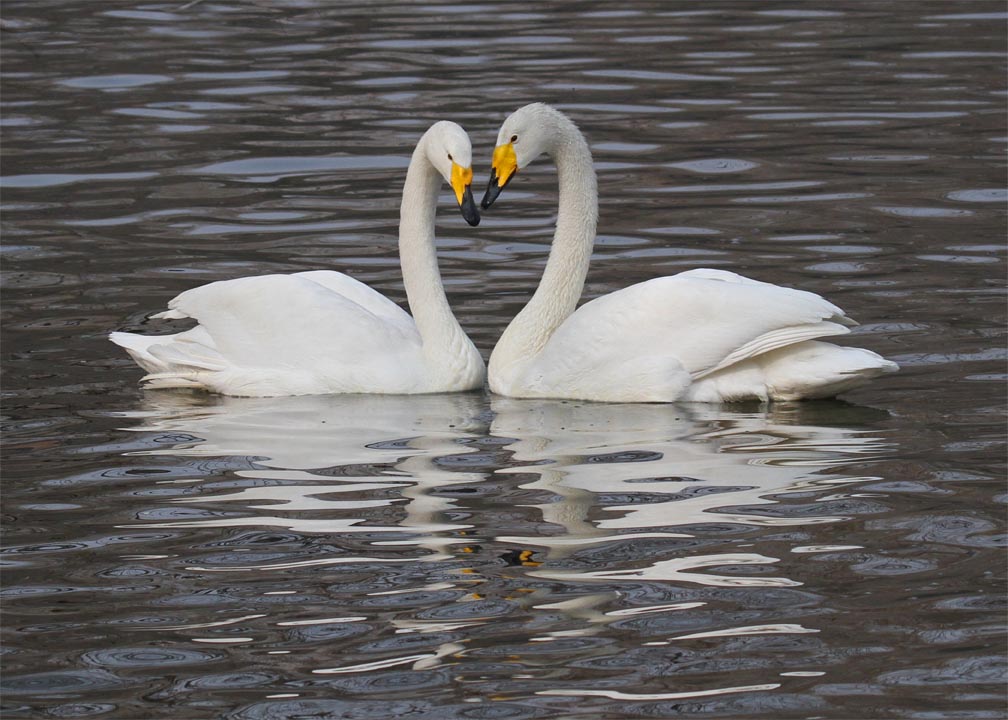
[112,104,898,402]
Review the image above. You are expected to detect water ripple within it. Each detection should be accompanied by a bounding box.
[58,74,171,89]
[0,172,157,189]
[539,682,782,700]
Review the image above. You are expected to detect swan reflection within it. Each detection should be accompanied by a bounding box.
[124,391,488,467]
[489,397,891,566]
[119,392,490,554]
[119,392,890,593]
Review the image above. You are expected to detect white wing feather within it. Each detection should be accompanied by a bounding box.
[163,274,420,367]
[543,271,852,377]
[111,273,426,395]
[292,270,415,335]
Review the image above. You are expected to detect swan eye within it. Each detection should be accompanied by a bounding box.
[447,153,453,161]
[510,135,518,143]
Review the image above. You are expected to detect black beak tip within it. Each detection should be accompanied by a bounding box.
[481,165,512,210]
[460,186,480,226]
[481,181,501,210]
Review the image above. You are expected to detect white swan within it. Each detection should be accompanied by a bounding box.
[111,121,486,397]
[481,103,898,403]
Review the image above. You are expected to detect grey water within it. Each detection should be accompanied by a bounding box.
[2,1,1005,718]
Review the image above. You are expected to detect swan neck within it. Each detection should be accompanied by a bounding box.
[398,139,469,363]
[494,121,597,369]
[544,134,597,313]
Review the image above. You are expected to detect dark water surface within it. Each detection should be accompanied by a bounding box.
[2,2,1006,718]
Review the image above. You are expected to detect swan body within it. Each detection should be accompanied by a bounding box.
[481,103,898,403]
[111,121,485,397]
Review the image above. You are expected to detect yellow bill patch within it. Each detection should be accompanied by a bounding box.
[450,162,473,206]
[491,142,517,188]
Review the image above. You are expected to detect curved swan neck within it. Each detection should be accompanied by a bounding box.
[398,134,470,364]
[495,111,598,365]
[543,117,598,317]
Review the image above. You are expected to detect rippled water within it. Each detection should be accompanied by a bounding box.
[2,2,1006,718]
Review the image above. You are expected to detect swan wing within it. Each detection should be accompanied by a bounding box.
[162,273,421,371]
[543,271,855,381]
[292,270,415,334]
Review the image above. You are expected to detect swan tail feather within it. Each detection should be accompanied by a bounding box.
[695,321,852,379]
[110,331,172,374]
[687,341,898,402]
[139,373,209,390]
[147,340,227,372]
[762,341,899,400]
[111,329,227,392]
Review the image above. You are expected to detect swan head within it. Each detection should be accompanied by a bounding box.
[426,121,480,226]
[482,103,572,210]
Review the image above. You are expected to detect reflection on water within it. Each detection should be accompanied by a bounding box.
[120,393,489,553]
[119,393,890,575]
[490,399,888,554]
[67,392,896,704]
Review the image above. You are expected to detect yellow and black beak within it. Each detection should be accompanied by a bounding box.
[481,142,517,210]
[450,162,480,227]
